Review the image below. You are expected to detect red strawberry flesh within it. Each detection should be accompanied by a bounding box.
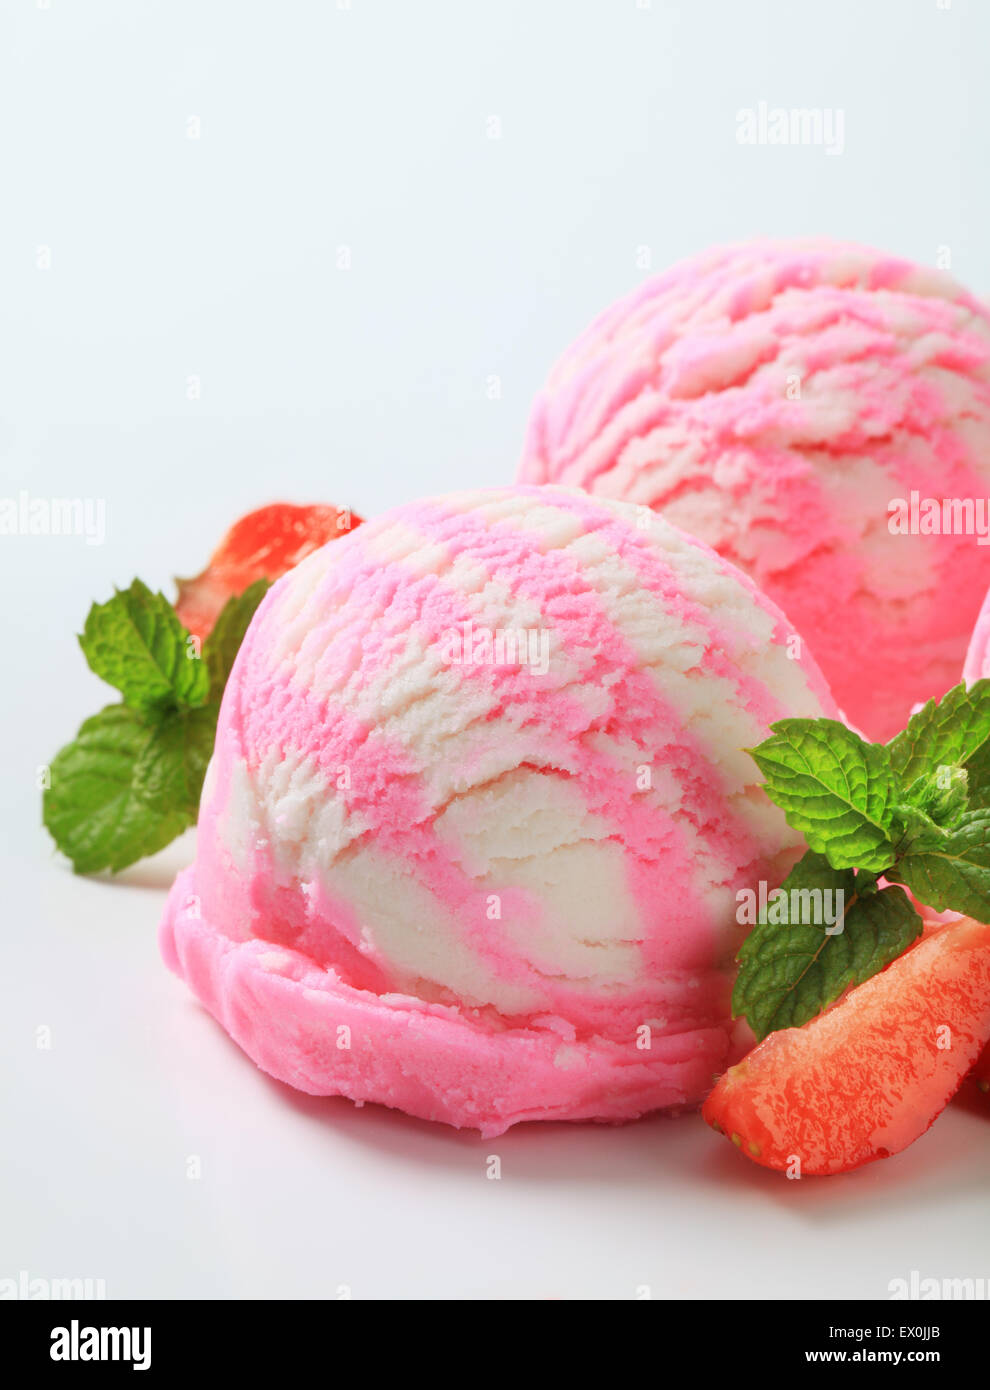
[175,502,361,640]
[703,915,990,1175]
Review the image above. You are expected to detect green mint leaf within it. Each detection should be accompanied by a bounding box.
[887,809,990,919]
[922,765,969,825]
[42,704,202,873]
[891,766,968,842]
[202,578,270,700]
[733,852,922,1041]
[748,719,898,872]
[887,680,990,796]
[80,578,209,712]
[135,704,217,822]
[734,853,854,1038]
[889,801,950,857]
[44,575,268,873]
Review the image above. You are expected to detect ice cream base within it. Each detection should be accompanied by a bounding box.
[161,867,734,1137]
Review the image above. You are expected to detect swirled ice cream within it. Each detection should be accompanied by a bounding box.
[161,485,837,1134]
[521,240,990,740]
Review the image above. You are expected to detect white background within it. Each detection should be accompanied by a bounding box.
[2,0,990,1300]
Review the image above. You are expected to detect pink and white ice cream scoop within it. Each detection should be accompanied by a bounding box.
[964,586,990,685]
[520,240,990,742]
[161,485,837,1135]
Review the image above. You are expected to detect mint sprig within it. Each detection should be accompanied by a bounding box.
[43,578,268,873]
[43,705,196,874]
[201,579,268,700]
[746,719,897,871]
[735,681,990,1041]
[887,679,990,793]
[887,809,990,919]
[80,579,210,712]
[734,852,920,1040]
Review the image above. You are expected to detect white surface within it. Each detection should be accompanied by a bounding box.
[3,0,990,1300]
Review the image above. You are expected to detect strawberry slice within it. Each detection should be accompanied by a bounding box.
[175,502,361,641]
[972,1040,990,1095]
[703,915,990,1175]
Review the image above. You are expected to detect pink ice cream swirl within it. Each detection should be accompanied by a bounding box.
[521,240,990,742]
[161,485,837,1135]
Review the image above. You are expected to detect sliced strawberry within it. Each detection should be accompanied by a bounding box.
[703,915,990,1175]
[972,1039,990,1095]
[175,502,361,641]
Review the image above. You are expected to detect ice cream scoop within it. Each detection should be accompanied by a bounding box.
[964,586,990,684]
[520,240,990,741]
[160,485,837,1134]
